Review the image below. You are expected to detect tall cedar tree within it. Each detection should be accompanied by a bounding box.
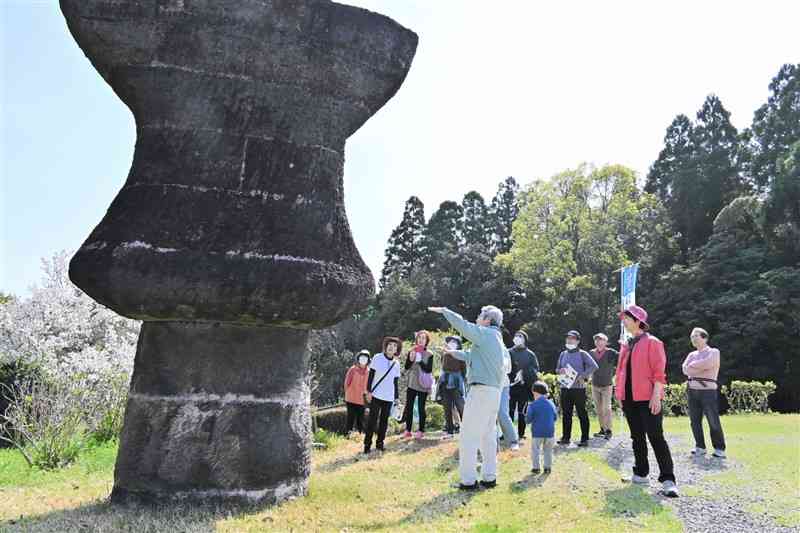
[423,201,464,262]
[490,176,520,255]
[743,64,800,192]
[646,96,745,254]
[380,196,426,288]
[461,191,491,249]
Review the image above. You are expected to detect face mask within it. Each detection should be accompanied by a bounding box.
[566,342,579,350]
[358,356,368,366]
[513,336,524,347]
[447,341,459,351]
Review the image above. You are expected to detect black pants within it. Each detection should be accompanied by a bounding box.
[403,389,428,432]
[442,387,465,433]
[364,398,393,451]
[509,390,529,438]
[345,402,365,433]
[622,400,675,482]
[560,388,590,442]
[688,388,726,451]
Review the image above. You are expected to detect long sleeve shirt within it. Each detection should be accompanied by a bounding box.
[441,308,507,389]
[682,346,720,390]
[556,349,599,389]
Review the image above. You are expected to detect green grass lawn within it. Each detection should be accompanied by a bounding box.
[0,414,797,532]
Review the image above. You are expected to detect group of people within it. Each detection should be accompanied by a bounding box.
[341,303,727,499]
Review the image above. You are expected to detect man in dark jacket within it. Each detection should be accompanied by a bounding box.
[590,333,618,439]
[508,330,539,440]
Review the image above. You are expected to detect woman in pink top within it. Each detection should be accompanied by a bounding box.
[682,327,726,458]
[344,350,371,434]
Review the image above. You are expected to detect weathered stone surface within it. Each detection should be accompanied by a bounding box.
[112,322,311,504]
[60,0,417,506]
[62,0,418,327]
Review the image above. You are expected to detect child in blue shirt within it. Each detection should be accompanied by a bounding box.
[525,381,558,473]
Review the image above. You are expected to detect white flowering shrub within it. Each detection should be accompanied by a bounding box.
[0,251,140,467]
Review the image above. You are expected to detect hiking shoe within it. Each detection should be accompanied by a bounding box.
[577,440,589,447]
[479,480,497,489]
[712,449,726,458]
[458,482,480,491]
[557,439,570,445]
[531,468,541,474]
[604,430,612,440]
[403,431,412,439]
[363,447,371,455]
[543,468,551,474]
[510,443,520,451]
[690,447,706,456]
[630,474,650,484]
[661,480,679,497]
[441,432,454,440]
[593,430,606,437]
[414,431,424,440]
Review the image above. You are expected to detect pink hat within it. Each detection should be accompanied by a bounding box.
[620,305,650,330]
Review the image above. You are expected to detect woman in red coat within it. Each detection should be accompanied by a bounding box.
[616,305,678,497]
[344,350,371,434]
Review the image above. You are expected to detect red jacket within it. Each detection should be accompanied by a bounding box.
[615,333,667,402]
[344,365,369,405]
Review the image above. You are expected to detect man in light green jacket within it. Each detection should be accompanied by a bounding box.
[429,305,509,490]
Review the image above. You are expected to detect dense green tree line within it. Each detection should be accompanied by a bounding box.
[333,64,799,410]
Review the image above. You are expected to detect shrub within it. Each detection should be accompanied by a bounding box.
[722,380,776,413]
[0,360,42,448]
[425,402,444,431]
[0,377,88,469]
[662,384,688,416]
[313,405,349,435]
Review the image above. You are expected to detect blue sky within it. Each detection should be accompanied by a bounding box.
[2,0,798,297]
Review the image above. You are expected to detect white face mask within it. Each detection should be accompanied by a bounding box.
[358,356,368,366]
[513,336,525,347]
[447,341,459,351]
[566,342,579,350]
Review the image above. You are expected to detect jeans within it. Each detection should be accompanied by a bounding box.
[345,402,365,433]
[622,400,676,482]
[509,390,529,438]
[560,388,590,442]
[688,388,726,451]
[403,389,428,432]
[364,398,392,451]
[592,385,613,432]
[497,385,518,444]
[442,387,465,433]
[460,385,501,484]
[531,437,555,469]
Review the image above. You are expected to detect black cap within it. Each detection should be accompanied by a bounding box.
[445,335,463,349]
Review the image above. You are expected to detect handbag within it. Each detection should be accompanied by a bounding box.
[419,370,434,389]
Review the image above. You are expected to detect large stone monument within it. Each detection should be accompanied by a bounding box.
[60,0,417,505]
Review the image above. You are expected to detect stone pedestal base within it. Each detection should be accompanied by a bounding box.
[110,322,311,505]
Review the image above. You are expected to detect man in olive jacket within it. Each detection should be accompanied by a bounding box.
[590,333,618,439]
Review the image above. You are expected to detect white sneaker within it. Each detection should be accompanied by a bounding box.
[661,480,679,497]
[510,443,520,451]
[690,447,706,456]
[630,474,650,484]
[712,449,726,458]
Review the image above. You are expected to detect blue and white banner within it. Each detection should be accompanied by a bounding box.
[620,264,639,342]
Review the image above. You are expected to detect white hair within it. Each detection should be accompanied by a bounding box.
[479,305,503,327]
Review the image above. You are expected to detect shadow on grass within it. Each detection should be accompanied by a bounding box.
[364,485,482,530]
[0,500,238,533]
[602,485,670,519]
[509,471,550,493]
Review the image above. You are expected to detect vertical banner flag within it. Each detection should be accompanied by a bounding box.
[620,264,639,342]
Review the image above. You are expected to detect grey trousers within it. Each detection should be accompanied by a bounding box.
[531,437,555,469]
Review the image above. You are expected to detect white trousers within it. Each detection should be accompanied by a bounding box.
[459,385,502,484]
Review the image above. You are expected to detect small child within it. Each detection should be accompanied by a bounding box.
[525,381,558,473]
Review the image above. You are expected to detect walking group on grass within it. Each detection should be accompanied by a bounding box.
[341,303,728,498]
